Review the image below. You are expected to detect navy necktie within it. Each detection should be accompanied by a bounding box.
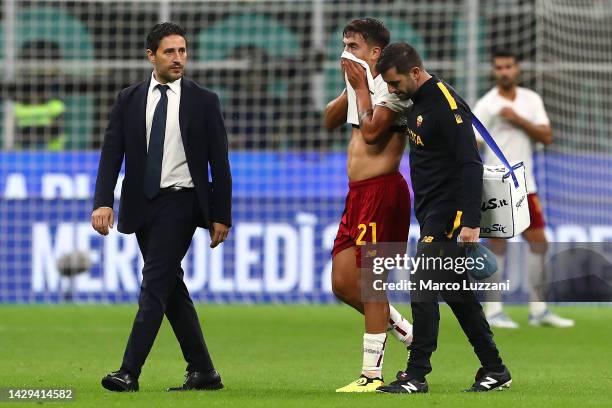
[144,84,169,199]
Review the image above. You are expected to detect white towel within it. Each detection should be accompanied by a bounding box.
[341,51,376,125]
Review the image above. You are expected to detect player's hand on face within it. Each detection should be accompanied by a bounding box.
[91,207,114,236]
[458,226,480,245]
[341,59,368,90]
[499,107,520,124]
[209,222,230,248]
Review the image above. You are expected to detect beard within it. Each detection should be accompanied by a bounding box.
[498,77,515,90]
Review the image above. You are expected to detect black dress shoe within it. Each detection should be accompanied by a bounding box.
[101,369,139,392]
[167,370,224,391]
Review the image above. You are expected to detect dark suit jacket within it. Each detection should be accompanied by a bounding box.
[93,76,232,234]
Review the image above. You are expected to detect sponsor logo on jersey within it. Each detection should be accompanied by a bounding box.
[516,195,526,209]
[407,128,424,146]
[416,115,423,127]
[454,113,463,124]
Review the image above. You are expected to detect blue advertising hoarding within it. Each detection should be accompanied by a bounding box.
[1,151,611,303]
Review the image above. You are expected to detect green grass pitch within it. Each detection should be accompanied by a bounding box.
[0,305,610,407]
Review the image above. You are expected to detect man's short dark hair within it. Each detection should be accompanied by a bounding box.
[342,18,390,49]
[492,49,518,62]
[376,42,423,74]
[146,22,187,53]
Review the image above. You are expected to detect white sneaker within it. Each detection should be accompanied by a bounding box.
[529,310,575,328]
[486,312,519,329]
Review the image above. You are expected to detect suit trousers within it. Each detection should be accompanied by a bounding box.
[120,189,214,377]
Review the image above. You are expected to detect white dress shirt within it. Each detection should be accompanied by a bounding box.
[146,71,194,188]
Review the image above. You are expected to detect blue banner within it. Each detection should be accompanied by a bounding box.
[0,151,611,303]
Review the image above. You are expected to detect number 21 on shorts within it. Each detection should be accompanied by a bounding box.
[356,222,377,245]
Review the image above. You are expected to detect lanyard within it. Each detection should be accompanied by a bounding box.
[471,113,520,188]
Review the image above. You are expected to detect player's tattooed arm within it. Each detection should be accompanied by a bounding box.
[358,109,373,126]
[342,59,396,144]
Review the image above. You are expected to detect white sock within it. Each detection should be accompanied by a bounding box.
[362,333,387,377]
[484,254,505,316]
[529,302,547,316]
[387,305,413,347]
[527,251,548,316]
[485,301,503,317]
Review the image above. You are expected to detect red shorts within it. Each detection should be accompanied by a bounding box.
[332,171,411,265]
[527,193,546,229]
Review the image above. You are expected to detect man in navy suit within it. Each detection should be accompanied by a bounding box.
[92,22,231,392]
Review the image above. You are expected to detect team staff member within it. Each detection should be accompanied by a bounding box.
[374,42,511,393]
[92,23,231,392]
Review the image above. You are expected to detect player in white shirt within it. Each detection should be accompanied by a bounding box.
[324,18,413,392]
[473,50,574,329]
